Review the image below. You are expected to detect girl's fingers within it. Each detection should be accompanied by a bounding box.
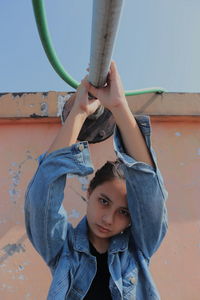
[87,84,98,98]
[81,77,98,97]
[90,98,100,107]
[110,60,117,72]
[109,60,119,81]
[81,79,90,91]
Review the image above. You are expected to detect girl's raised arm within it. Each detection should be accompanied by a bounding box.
[25,82,98,266]
[85,61,154,167]
[47,82,100,154]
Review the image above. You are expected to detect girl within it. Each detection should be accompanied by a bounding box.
[25,62,168,299]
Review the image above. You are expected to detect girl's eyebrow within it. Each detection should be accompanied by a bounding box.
[100,193,112,203]
[100,193,129,210]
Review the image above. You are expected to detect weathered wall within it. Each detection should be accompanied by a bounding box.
[0,92,199,299]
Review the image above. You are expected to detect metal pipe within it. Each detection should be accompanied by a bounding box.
[88,0,124,88]
[32,0,166,95]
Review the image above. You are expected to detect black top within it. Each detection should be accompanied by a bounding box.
[84,242,112,300]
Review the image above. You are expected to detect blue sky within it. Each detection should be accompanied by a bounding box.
[1,0,200,93]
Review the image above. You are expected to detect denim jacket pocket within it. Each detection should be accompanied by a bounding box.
[122,268,138,299]
[48,268,73,299]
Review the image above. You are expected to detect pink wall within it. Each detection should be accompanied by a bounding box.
[0,117,199,299]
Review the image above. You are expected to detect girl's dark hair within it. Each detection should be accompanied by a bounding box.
[88,160,125,195]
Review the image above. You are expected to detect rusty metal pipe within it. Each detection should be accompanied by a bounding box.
[88,0,124,88]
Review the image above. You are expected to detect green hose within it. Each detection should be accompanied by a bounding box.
[32,0,166,95]
[125,88,165,96]
[32,0,78,89]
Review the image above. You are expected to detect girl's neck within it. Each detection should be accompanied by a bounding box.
[89,233,110,254]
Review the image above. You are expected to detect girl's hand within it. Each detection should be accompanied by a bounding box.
[84,61,128,113]
[71,78,100,117]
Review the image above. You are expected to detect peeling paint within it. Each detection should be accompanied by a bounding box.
[78,175,89,191]
[40,102,48,116]
[1,91,48,99]
[0,92,8,97]
[12,264,26,273]
[29,113,47,118]
[57,94,71,117]
[42,92,48,97]
[18,274,25,280]
[3,243,25,256]
[8,163,21,203]
[68,209,80,219]
[0,234,27,264]
[8,151,35,203]
[175,132,181,136]
[1,283,15,291]
[11,92,38,98]
[197,148,200,155]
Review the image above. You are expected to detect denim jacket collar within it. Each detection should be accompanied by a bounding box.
[73,216,130,255]
[73,217,90,254]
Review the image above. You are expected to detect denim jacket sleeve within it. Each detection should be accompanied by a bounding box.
[24,141,94,266]
[113,115,168,259]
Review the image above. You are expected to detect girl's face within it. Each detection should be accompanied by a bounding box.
[86,178,131,246]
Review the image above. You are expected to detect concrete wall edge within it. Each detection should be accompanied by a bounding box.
[0,92,199,118]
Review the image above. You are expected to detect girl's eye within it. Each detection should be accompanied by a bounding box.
[119,209,130,217]
[99,198,109,206]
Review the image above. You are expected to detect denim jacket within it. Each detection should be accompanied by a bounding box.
[24,115,168,300]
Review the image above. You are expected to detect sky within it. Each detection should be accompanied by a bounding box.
[1,0,200,93]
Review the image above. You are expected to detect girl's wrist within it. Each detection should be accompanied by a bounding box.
[111,101,135,125]
[109,98,129,114]
[70,105,88,120]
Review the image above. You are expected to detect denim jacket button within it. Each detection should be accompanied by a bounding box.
[129,277,136,284]
[78,144,84,151]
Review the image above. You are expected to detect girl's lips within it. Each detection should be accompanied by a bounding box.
[97,224,111,233]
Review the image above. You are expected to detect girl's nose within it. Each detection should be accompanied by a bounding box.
[102,213,114,225]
